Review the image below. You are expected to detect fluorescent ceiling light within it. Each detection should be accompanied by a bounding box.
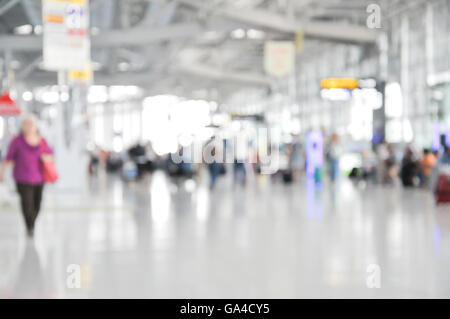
[247,29,265,39]
[22,91,33,102]
[34,25,42,35]
[231,29,246,39]
[14,24,33,35]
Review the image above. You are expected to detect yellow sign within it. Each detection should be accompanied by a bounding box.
[321,78,359,90]
[295,31,304,54]
[69,67,92,83]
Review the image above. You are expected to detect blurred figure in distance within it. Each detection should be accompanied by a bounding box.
[419,149,436,187]
[325,133,342,183]
[400,149,418,187]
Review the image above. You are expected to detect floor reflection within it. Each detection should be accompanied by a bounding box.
[0,171,450,298]
[5,241,49,298]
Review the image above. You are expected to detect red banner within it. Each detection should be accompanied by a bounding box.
[0,92,21,116]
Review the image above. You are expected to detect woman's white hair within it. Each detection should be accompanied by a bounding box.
[21,114,39,132]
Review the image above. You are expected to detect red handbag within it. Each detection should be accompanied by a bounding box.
[41,140,58,183]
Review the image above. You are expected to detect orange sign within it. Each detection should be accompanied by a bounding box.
[321,78,359,90]
[45,14,64,23]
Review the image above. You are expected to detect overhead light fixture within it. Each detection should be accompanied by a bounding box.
[41,91,60,104]
[247,29,265,39]
[14,24,33,35]
[231,29,246,39]
[118,62,131,72]
[22,91,33,102]
[34,25,43,35]
[60,92,70,102]
[320,89,351,101]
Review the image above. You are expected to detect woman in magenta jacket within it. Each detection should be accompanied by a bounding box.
[0,115,53,238]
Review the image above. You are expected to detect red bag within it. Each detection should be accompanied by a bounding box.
[41,140,58,183]
[435,174,450,203]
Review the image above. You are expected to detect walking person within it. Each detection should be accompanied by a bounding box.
[233,137,247,186]
[205,137,222,190]
[0,115,54,238]
[326,133,342,183]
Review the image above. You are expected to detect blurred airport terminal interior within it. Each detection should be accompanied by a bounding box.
[0,0,450,298]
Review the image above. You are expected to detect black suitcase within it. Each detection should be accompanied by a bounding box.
[283,170,293,184]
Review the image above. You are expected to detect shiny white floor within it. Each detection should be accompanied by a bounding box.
[1,170,450,298]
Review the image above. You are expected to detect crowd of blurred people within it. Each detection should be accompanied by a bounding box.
[87,132,450,198]
[348,139,450,192]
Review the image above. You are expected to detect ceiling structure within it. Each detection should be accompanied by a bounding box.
[0,0,423,101]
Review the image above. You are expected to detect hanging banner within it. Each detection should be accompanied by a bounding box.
[264,41,296,78]
[42,0,90,71]
[0,92,21,116]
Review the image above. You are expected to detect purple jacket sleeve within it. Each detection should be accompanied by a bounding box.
[5,137,18,161]
[42,138,54,155]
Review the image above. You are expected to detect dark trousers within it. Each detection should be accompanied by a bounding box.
[208,162,220,188]
[16,183,44,232]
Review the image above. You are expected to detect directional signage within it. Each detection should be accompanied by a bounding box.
[42,0,91,71]
[321,78,359,90]
[68,64,93,84]
[264,41,296,78]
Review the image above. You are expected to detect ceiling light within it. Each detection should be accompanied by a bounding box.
[247,29,265,39]
[118,62,131,72]
[14,24,33,35]
[22,91,33,102]
[60,92,70,102]
[320,88,352,101]
[231,29,246,39]
[34,25,43,35]
[41,91,60,104]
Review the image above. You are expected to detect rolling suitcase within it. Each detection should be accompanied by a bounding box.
[282,170,293,184]
[435,173,450,203]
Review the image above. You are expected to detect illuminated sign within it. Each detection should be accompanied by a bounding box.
[321,78,359,90]
[320,88,351,101]
[68,64,93,84]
